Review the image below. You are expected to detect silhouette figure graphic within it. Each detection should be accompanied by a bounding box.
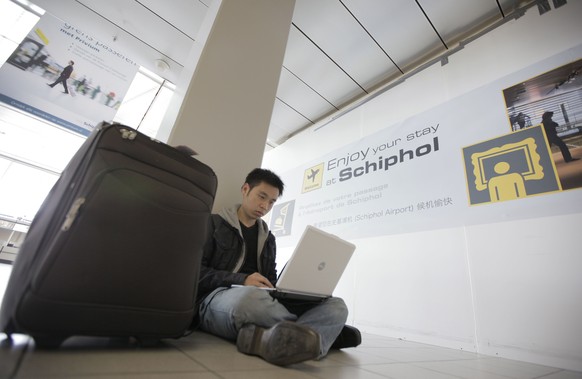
[488,161,527,202]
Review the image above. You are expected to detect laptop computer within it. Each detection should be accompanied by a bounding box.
[268,225,356,301]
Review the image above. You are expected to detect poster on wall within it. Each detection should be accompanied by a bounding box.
[0,13,139,136]
[269,108,467,246]
[267,51,582,247]
[503,58,582,190]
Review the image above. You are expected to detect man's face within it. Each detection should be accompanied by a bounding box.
[240,181,280,221]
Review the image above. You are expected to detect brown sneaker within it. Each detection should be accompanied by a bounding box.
[236,321,321,366]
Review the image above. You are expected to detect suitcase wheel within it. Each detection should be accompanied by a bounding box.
[136,337,161,347]
[32,335,67,349]
[1,333,14,346]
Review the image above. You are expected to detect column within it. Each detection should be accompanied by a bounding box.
[159,0,296,211]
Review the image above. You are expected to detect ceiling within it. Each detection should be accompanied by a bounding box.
[29,0,541,148]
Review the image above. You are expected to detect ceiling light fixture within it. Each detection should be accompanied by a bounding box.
[155,59,170,72]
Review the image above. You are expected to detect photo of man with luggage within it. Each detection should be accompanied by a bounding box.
[47,60,74,94]
[195,168,361,366]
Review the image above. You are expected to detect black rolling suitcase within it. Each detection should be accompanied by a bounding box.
[0,122,217,347]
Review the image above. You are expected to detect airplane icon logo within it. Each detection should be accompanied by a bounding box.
[302,163,324,193]
[307,168,320,182]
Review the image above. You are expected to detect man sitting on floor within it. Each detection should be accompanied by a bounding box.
[195,168,361,366]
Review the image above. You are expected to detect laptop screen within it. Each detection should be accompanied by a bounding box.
[275,226,356,297]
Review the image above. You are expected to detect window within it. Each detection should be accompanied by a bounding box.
[113,67,176,139]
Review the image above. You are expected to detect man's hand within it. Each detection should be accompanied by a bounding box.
[243,272,274,288]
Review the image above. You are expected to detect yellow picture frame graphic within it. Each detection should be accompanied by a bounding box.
[463,125,562,205]
[470,137,544,192]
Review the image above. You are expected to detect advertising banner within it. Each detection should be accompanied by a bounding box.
[269,50,582,247]
[0,13,139,135]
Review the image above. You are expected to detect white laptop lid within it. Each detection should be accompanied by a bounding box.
[276,225,356,297]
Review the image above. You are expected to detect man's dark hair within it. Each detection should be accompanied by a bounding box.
[245,168,284,197]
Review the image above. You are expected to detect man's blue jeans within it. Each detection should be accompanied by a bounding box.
[198,286,348,357]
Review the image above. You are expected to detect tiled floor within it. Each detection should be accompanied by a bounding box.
[2,330,582,379]
[1,263,582,379]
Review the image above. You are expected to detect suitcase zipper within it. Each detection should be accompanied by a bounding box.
[61,197,86,231]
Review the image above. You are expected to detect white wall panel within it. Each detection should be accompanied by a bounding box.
[466,213,582,370]
[348,228,477,351]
